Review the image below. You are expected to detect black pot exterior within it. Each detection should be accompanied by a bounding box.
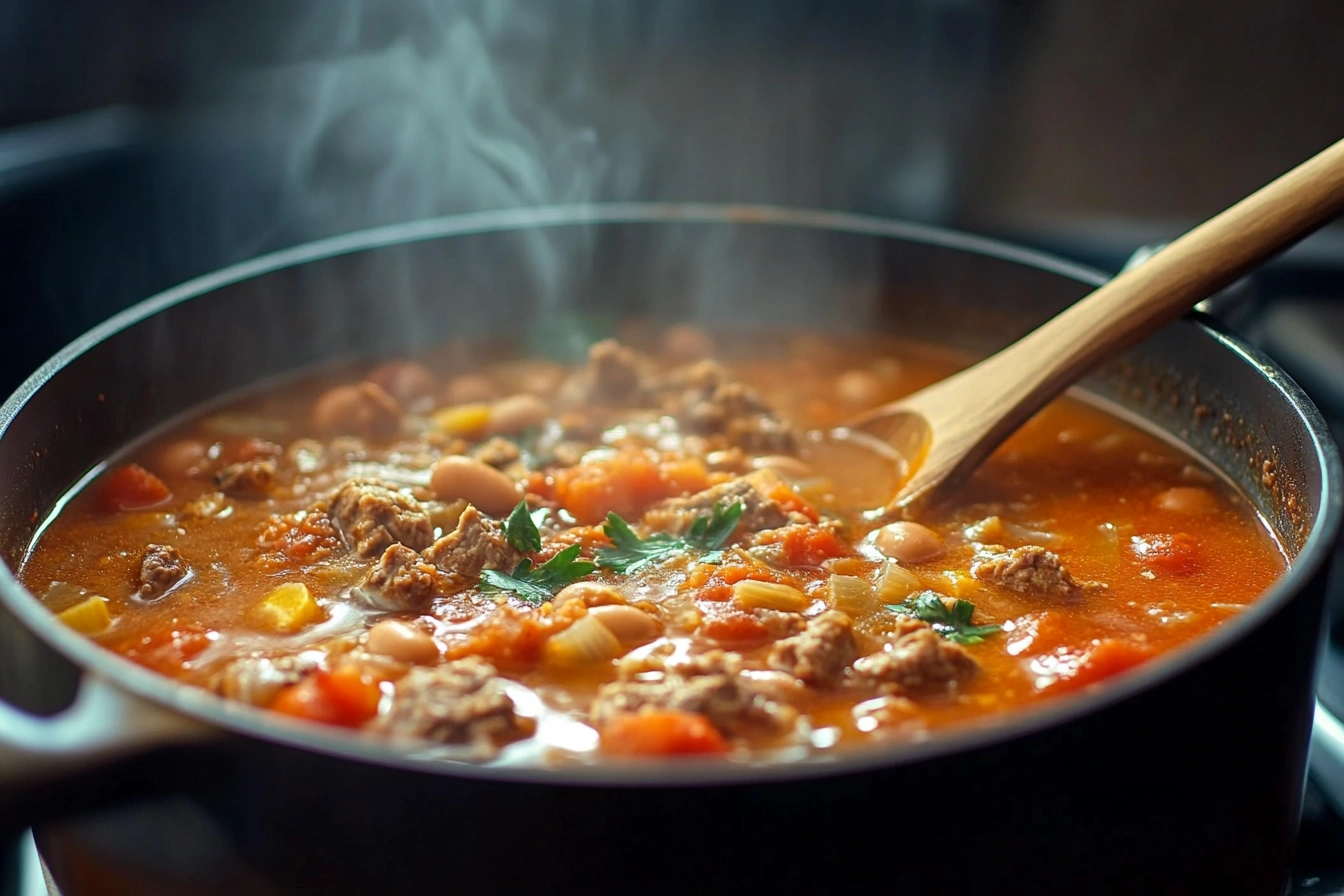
[2,207,1336,895]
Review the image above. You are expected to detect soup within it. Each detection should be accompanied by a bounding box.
[19,328,1284,761]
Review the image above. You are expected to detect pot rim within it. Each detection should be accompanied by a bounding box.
[2,201,1340,786]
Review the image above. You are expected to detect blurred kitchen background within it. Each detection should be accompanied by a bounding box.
[5,1,1344,892]
[3,0,1343,396]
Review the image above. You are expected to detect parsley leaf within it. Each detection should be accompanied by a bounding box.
[685,500,746,550]
[595,500,745,574]
[479,544,595,605]
[885,591,1002,644]
[502,500,544,553]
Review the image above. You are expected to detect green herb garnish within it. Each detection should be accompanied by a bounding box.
[595,500,746,574]
[479,544,595,605]
[502,500,546,553]
[885,591,1002,644]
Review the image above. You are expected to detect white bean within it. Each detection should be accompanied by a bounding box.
[1155,486,1219,515]
[588,604,661,644]
[873,521,944,563]
[488,393,551,435]
[429,456,522,516]
[366,619,439,664]
[555,581,625,607]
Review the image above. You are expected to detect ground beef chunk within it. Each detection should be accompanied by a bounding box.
[592,648,798,736]
[583,338,645,405]
[211,652,320,706]
[213,459,277,497]
[136,544,190,600]
[665,361,797,454]
[355,544,445,611]
[768,611,857,687]
[642,476,795,536]
[329,478,434,559]
[369,658,534,750]
[852,625,977,694]
[471,437,522,469]
[970,544,1103,596]
[421,505,523,586]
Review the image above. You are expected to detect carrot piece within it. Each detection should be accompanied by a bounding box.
[601,710,728,756]
[271,667,382,728]
[98,463,171,512]
[551,448,711,524]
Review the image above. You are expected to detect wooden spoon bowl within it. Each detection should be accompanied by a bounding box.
[805,137,1344,516]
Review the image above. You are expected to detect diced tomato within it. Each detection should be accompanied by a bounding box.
[255,509,343,571]
[697,609,772,645]
[271,666,382,728]
[601,710,728,756]
[1130,532,1201,575]
[1036,638,1156,696]
[550,447,712,524]
[754,523,849,566]
[117,622,218,675]
[444,601,587,670]
[98,463,171,512]
[764,482,819,523]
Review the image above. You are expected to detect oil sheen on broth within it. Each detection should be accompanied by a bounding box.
[20,327,1285,761]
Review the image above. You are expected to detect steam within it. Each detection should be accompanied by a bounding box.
[201,0,904,331]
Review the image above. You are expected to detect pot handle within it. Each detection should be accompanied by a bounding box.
[0,674,212,829]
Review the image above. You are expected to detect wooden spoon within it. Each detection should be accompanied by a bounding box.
[801,136,1344,516]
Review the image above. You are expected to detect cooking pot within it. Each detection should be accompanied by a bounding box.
[0,204,1338,895]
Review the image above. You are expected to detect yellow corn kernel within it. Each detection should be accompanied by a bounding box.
[57,596,113,635]
[430,403,491,439]
[733,579,810,612]
[254,582,324,633]
[876,561,922,603]
[828,574,878,616]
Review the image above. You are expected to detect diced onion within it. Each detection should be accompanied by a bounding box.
[828,575,878,616]
[57,595,112,635]
[544,614,623,667]
[876,562,921,603]
[733,580,810,612]
[254,582,324,633]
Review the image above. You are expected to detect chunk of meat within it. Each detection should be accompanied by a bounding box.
[421,505,523,586]
[329,478,434,559]
[211,652,321,706]
[665,362,797,454]
[767,611,857,687]
[369,658,534,751]
[970,544,1104,596]
[136,544,190,600]
[642,477,794,537]
[471,436,522,469]
[582,338,646,405]
[852,626,977,694]
[355,544,445,611]
[592,648,797,736]
[213,459,277,497]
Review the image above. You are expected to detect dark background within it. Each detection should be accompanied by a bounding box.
[4,0,1344,397]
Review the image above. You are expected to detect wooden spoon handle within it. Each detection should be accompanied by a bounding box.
[947,136,1344,443]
